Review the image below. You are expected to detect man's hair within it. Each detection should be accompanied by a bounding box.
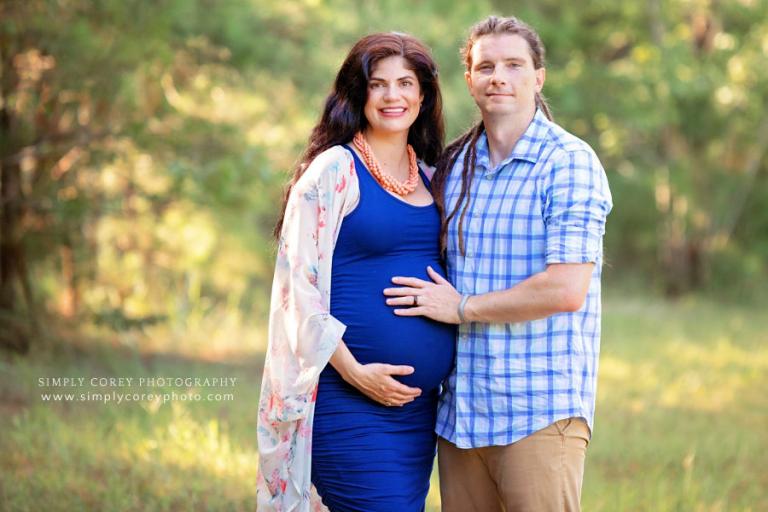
[432,15,552,255]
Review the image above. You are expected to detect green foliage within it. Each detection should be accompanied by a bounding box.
[2,0,767,342]
[92,309,167,333]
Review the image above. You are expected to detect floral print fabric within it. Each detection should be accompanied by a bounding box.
[257,146,359,511]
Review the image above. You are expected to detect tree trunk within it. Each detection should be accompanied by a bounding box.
[0,142,30,352]
[58,241,79,318]
[0,34,31,352]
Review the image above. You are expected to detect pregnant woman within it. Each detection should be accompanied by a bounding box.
[257,33,455,511]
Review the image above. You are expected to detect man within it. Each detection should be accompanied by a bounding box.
[384,15,613,512]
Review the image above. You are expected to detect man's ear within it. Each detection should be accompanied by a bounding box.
[465,70,473,92]
[535,67,546,93]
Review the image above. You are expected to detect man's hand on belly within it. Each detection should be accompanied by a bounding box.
[384,265,462,324]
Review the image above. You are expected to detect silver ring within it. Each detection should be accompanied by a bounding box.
[413,295,419,307]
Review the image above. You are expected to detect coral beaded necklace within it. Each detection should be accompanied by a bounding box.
[353,132,419,196]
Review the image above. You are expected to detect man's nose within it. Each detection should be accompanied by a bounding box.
[490,67,508,85]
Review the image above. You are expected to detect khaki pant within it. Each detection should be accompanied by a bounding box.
[438,418,590,512]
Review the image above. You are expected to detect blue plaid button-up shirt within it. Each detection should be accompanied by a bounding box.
[436,110,613,448]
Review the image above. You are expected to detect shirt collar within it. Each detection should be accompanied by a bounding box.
[474,109,549,174]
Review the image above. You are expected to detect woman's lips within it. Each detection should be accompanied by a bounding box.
[379,107,408,116]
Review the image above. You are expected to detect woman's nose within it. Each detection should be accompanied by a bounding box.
[383,85,397,99]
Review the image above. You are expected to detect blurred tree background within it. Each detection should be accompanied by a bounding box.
[1,0,767,510]
[2,0,767,353]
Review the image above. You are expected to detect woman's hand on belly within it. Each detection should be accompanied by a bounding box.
[345,362,423,407]
[330,338,422,407]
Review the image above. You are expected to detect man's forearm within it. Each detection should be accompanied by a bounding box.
[463,263,593,324]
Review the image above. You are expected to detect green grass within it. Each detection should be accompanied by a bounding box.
[580,293,768,512]
[0,333,262,511]
[1,293,766,511]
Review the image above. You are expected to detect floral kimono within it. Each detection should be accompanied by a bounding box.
[257,146,359,512]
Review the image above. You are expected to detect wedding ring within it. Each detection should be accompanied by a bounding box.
[413,295,419,307]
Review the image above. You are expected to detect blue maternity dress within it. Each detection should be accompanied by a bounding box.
[311,146,456,511]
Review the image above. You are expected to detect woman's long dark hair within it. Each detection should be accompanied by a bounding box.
[432,16,553,255]
[274,32,445,238]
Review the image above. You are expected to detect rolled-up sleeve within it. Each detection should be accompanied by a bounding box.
[543,148,613,264]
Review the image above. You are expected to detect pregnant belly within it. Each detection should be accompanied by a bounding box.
[330,259,456,392]
[340,315,455,391]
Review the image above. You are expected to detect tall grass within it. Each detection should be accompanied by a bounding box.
[0,330,261,511]
[1,292,766,511]
[580,293,768,512]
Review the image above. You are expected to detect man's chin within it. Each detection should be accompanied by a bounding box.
[478,104,517,116]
